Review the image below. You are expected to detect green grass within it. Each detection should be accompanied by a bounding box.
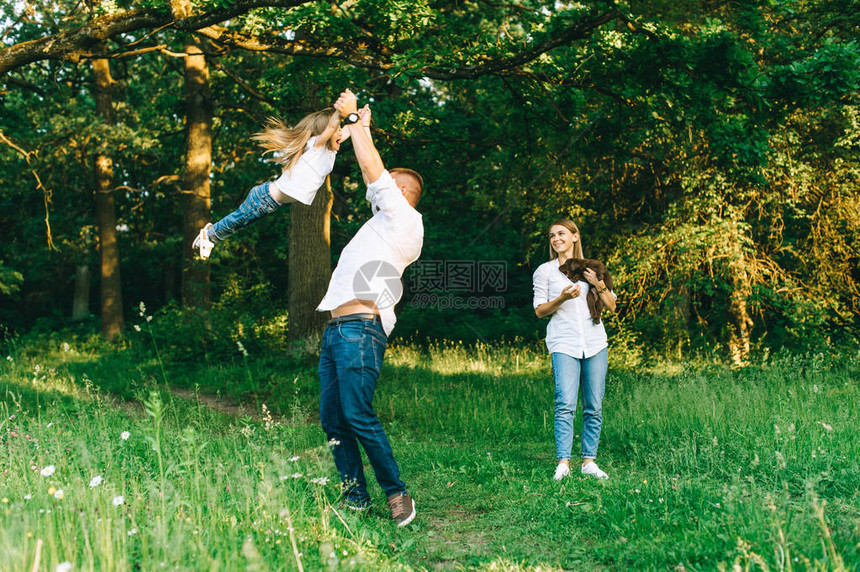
[0,333,857,571]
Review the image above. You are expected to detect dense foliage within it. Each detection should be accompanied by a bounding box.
[1,0,858,360]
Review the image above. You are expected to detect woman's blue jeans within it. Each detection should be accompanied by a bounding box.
[208,181,281,243]
[319,320,406,506]
[551,348,608,460]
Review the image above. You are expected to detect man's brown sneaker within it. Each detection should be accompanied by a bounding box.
[387,492,416,527]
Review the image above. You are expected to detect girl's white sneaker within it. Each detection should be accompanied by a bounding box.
[193,223,215,260]
[553,463,571,481]
[581,461,608,479]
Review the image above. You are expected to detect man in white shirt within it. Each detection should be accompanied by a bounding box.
[316,89,424,527]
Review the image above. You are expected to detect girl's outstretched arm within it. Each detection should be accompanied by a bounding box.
[314,111,341,148]
[342,104,371,144]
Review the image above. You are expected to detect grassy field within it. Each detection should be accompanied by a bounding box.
[0,330,857,571]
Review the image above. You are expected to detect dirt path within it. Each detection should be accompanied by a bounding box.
[168,387,256,418]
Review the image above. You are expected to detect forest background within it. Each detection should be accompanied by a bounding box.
[0,0,858,363]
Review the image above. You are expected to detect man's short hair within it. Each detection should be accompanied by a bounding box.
[390,168,424,205]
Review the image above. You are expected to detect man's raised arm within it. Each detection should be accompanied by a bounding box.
[335,89,385,185]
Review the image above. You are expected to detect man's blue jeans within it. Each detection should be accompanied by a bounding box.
[551,348,608,460]
[208,181,281,243]
[319,319,406,506]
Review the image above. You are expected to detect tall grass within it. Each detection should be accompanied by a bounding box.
[0,333,856,570]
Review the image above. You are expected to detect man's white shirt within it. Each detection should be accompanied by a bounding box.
[317,170,424,336]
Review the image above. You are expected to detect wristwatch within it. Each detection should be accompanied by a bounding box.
[343,112,360,125]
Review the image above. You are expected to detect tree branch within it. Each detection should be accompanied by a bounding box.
[0,1,309,76]
[1,2,620,83]
[0,129,57,250]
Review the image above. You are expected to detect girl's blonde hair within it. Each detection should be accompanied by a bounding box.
[548,218,584,260]
[252,108,335,172]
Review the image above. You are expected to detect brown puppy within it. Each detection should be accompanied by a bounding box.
[558,258,614,325]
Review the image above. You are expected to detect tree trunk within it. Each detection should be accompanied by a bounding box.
[671,283,691,360]
[288,178,333,341]
[71,264,90,320]
[164,258,177,304]
[728,255,753,366]
[728,292,753,365]
[92,53,124,340]
[180,38,213,308]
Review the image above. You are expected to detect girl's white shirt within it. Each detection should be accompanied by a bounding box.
[532,260,615,359]
[272,136,337,205]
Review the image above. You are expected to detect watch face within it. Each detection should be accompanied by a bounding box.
[347,113,360,124]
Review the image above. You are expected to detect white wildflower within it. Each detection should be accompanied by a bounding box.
[5,356,12,362]
[89,476,103,488]
[236,341,248,357]
[56,562,73,572]
[54,489,65,500]
[40,465,55,477]
[328,439,341,447]
[288,456,300,462]
[61,342,70,353]
[139,301,146,317]
[128,528,138,536]
[817,421,833,432]
[133,325,141,332]
[24,494,32,500]
[112,495,125,506]
[310,477,329,486]
[120,431,130,441]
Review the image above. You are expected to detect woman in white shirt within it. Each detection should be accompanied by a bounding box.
[532,218,616,481]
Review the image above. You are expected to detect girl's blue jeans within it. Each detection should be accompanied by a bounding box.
[319,319,407,507]
[551,348,608,460]
[208,181,281,243]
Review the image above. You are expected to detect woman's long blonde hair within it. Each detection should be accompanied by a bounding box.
[548,218,584,260]
[252,108,335,173]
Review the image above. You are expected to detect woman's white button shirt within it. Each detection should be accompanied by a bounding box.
[532,260,615,358]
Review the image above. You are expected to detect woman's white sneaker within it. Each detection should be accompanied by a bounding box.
[553,463,571,481]
[581,461,608,479]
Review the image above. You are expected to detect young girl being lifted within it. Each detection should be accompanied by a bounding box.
[193,104,369,259]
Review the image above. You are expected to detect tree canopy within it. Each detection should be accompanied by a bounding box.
[1,0,858,360]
